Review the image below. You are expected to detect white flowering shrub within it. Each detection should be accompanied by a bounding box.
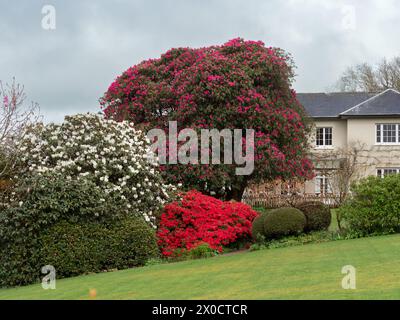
[17,113,176,227]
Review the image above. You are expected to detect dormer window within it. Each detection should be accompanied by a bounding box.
[376,124,400,144]
[316,127,332,147]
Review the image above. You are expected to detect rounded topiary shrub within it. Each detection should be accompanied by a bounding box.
[251,210,273,241]
[263,207,306,239]
[295,201,331,232]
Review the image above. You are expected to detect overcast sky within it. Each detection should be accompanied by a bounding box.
[1,0,399,122]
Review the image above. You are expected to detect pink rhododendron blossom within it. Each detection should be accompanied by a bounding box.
[100,38,314,200]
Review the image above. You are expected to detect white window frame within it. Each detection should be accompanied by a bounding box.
[376,123,400,145]
[315,127,333,148]
[315,175,331,194]
[376,168,400,178]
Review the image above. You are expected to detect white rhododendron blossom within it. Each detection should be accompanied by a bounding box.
[17,113,177,227]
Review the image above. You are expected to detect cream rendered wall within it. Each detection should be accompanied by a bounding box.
[310,119,348,151]
[304,119,348,194]
[346,118,400,178]
[305,117,400,194]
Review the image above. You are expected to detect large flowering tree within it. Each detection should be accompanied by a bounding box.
[100,38,314,200]
[16,113,176,227]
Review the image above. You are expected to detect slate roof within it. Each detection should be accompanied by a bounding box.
[297,92,375,118]
[340,89,400,117]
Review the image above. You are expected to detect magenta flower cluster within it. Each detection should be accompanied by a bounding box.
[100,38,314,198]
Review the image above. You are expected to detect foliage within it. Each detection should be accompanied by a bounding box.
[0,179,11,190]
[249,230,341,251]
[0,179,12,197]
[0,172,125,242]
[251,210,272,241]
[100,38,314,200]
[0,216,158,287]
[156,190,258,256]
[251,215,264,240]
[0,239,40,288]
[0,113,177,286]
[262,207,306,239]
[188,243,219,259]
[0,172,138,287]
[16,113,177,227]
[39,218,159,279]
[295,201,331,232]
[339,175,400,236]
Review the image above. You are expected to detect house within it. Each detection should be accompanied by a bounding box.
[245,89,400,200]
[297,88,400,195]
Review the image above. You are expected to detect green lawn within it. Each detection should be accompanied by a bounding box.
[1,234,400,299]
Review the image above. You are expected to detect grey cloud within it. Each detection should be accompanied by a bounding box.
[1,0,399,122]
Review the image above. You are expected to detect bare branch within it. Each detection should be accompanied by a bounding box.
[336,57,400,92]
[0,78,42,179]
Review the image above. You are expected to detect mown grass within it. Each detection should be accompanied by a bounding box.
[0,234,399,300]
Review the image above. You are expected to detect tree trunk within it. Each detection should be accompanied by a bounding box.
[225,178,248,202]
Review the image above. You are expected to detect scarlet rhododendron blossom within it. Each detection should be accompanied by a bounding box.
[157,190,258,256]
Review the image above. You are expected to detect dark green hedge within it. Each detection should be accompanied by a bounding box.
[0,218,159,287]
[0,173,158,287]
[39,218,159,279]
[0,239,41,288]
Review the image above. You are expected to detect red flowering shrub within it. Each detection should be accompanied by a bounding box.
[101,38,314,200]
[156,190,258,256]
